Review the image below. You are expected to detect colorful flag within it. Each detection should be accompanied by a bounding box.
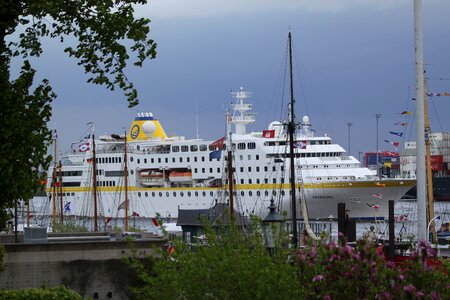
[366,203,380,209]
[389,131,403,137]
[295,140,307,149]
[371,193,383,199]
[394,122,408,127]
[262,129,275,138]
[132,211,140,217]
[399,111,412,115]
[151,218,160,227]
[64,201,71,213]
[118,201,126,210]
[106,216,113,224]
[427,92,450,97]
[79,143,90,152]
[384,140,400,149]
[209,150,222,160]
[209,137,225,150]
[383,151,399,157]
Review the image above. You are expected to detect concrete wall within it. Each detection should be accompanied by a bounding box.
[0,238,166,299]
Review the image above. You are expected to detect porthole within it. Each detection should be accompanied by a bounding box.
[188,191,191,197]
[256,191,260,196]
[210,191,213,196]
[138,192,141,197]
[195,191,198,197]
[249,191,252,197]
[173,192,177,197]
[241,191,244,196]
[166,192,169,197]
[265,191,269,196]
[130,157,134,162]
[272,190,277,196]
[202,191,206,197]
[145,192,148,197]
[152,192,155,197]
[159,192,162,197]
[180,192,184,197]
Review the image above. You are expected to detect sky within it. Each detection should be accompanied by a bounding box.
[25,0,450,160]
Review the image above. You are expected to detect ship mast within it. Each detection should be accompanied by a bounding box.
[92,125,98,232]
[52,129,57,230]
[226,112,234,220]
[58,160,63,224]
[288,31,298,248]
[423,77,436,241]
[414,0,427,241]
[124,130,129,231]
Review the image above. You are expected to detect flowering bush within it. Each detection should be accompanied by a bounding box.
[295,234,449,299]
[128,224,449,299]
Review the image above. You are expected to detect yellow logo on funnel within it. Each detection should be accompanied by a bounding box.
[130,124,140,139]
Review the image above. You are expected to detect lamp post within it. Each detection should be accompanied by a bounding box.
[427,215,441,242]
[263,199,283,255]
[347,122,353,156]
[376,114,382,178]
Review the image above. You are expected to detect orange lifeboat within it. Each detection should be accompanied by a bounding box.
[169,171,193,183]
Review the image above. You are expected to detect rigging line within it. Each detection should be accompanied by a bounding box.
[290,39,331,138]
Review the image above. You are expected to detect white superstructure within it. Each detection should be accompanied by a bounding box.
[37,88,415,223]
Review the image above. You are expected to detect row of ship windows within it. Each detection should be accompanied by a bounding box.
[136,142,257,153]
[264,140,331,146]
[137,189,288,198]
[267,152,342,158]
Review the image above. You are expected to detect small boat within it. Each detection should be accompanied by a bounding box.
[140,170,165,186]
[169,171,193,183]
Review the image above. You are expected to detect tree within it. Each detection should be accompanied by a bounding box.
[0,0,157,227]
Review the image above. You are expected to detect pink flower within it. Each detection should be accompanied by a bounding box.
[313,274,324,282]
[430,291,440,300]
[385,261,396,269]
[399,274,404,281]
[403,284,415,294]
[416,291,425,298]
[323,295,332,300]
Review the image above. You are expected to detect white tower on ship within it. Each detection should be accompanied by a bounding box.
[231,87,255,135]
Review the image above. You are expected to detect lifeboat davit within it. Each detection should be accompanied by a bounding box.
[169,171,193,183]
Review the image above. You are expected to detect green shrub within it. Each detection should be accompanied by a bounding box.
[127,221,449,299]
[0,286,81,299]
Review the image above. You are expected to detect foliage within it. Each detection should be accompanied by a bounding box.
[127,221,450,299]
[295,235,450,299]
[0,286,81,299]
[126,218,302,299]
[0,0,156,218]
[52,221,87,233]
[0,60,54,220]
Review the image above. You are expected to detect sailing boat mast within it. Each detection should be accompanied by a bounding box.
[414,0,427,241]
[58,160,63,224]
[226,112,234,220]
[52,129,57,229]
[124,130,129,231]
[424,78,436,241]
[91,124,98,232]
[288,31,298,248]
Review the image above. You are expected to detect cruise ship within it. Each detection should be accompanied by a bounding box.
[36,88,415,223]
